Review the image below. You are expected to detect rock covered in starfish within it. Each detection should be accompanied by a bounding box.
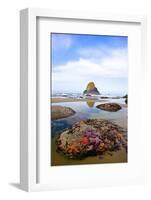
[57,119,127,159]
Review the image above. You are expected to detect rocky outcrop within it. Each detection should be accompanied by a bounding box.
[96,103,121,112]
[83,82,100,95]
[51,105,76,120]
[123,94,128,98]
[123,94,128,104]
[57,119,127,159]
[125,98,127,104]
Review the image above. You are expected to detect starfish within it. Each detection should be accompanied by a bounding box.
[67,144,79,154]
[80,136,89,145]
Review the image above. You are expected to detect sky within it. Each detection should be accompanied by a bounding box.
[51,33,128,95]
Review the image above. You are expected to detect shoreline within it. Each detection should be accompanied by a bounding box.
[51,97,106,103]
[51,97,127,108]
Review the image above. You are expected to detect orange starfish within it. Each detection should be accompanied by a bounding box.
[67,144,79,153]
[117,133,123,140]
[99,143,107,151]
[80,136,89,145]
[99,142,105,149]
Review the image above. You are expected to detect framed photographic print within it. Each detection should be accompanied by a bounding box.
[20,8,147,191]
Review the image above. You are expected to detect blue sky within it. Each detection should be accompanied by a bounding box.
[51,33,128,95]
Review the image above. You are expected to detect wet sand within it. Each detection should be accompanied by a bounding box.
[51,136,127,166]
[51,97,127,108]
[51,97,128,166]
[52,97,106,103]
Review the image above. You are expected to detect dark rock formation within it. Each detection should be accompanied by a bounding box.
[123,94,128,98]
[57,119,127,159]
[83,82,100,95]
[51,105,76,120]
[96,103,122,112]
[123,94,128,104]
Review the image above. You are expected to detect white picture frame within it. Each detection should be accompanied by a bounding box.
[20,8,147,192]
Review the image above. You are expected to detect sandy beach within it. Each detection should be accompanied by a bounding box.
[51,97,127,108]
[51,97,105,103]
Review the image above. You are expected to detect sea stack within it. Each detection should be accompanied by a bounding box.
[83,82,100,95]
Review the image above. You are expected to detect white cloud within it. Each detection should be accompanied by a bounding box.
[52,47,128,83]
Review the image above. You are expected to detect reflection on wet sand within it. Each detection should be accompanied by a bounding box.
[86,100,95,108]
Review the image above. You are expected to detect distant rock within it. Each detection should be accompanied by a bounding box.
[96,103,122,112]
[123,94,128,104]
[100,96,109,99]
[83,82,100,95]
[125,98,127,104]
[51,105,76,120]
[123,94,128,98]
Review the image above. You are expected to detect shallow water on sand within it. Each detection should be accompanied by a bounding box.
[51,100,128,166]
